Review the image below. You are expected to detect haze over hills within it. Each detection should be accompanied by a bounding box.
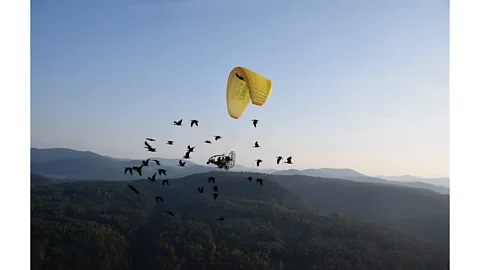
[31,147,216,180]
[273,168,449,195]
[377,175,450,187]
[273,168,372,180]
[30,147,449,194]
[272,173,449,246]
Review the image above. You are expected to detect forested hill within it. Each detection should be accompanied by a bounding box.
[31,172,449,270]
[271,173,450,246]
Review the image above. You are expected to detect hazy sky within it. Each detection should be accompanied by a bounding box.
[31,0,449,177]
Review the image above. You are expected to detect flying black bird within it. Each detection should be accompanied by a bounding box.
[124,167,133,175]
[214,135,222,141]
[148,173,156,182]
[213,185,219,192]
[208,176,216,184]
[162,180,170,186]
[256,178,264,186]
[164,210,175,216]
[190,119,199,127]
[183,151,191,159]
[146,147,156,152]
[144,141,156,152]
[133,165,144,176]
[276,156,283,164]
[218,216,224,221]
[251,119,259,128]
[173,119,183,126]
[235,73,245,81]
[158,169,167,176]
[186,145,195,152]
[246,176,252,182]
[153,159,161,166]
[146,138,155,141]
[204,140,212,144]
[285,156,293,164]
[255,159,263,167]
[128,185,140,194]
[253,141,260,148]
[213,193,219,200]
[197,186,204,193]
[155,196,163,203]
[141,158,150,166]
[144,141,153,149]
[166,141,174,145]
[179,160,186,167]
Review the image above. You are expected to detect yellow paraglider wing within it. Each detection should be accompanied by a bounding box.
[226,67,272,119]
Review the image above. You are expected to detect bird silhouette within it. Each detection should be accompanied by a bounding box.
[153,159,161,166]
[128,185,140,194]
[276,156,283,164]
[162,180,170,186]
[144,141,156,152]
[164,210,175,216]
[213,193,219,200]
[253,141,260,148]
[166,141,174,145]
[124,167,133,175]
[146,138,155,141]
[148,173,156,182]
[158,169,167,176]
[186,145,195,152]
[141,158,150,166]
[204,140,212,144]
[251,119,259,128]
[173,119,183,126]
[144,141,153,148]
[183,151,191,159]
[133,165,143,176]
[213,185,219,192]
[155,196,163,203]
[235,73,245,81]
[208,176,216,184]
[178,160,186,167]
[255,159,263,167]
[197,186,204,193]
[218,216,224,221]
[190,120,199,127]
[246,176,252,182]
[214,135,222,141]
[256,178,263,185]
[285,156,293,164]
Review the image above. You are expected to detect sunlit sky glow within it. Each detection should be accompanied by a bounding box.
[31,0,449,177]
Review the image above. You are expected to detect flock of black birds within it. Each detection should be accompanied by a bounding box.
[124,118,293,220]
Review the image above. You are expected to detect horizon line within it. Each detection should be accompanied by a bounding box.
[30,146,449,179]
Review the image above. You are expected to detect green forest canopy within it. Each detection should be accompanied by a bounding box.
[31,172,449,270]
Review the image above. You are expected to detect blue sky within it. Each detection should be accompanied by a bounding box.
[31,0,449,177]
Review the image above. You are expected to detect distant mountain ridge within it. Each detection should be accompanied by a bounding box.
[273,168,370,179]
[30,147,449,194]
[273,168,449,195]
[31,147,111,164]
[30,147,215,180]
[376,175,450,187]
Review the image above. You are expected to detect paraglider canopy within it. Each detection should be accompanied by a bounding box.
[226,67,272,119]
